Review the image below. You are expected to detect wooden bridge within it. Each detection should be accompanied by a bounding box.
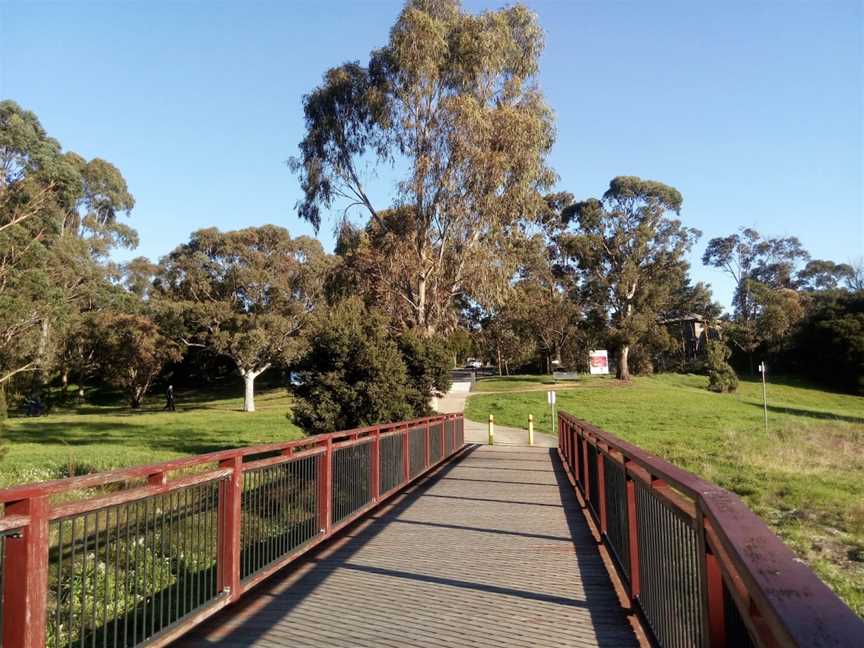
[0,413,861,648]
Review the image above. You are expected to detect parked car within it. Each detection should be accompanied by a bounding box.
[465,358,483,369]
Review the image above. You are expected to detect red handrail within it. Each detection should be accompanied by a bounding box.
[0,413,466,648]
[557,410,863,648]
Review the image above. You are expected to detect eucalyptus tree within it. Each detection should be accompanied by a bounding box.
[0,100,135,391]
[90,311,181,408]
[797,259,855,291]
[702,228,809,368]
[292,0,555,334]
[702,228,809,318]
[559,177,700,380]
[155,226,330,412]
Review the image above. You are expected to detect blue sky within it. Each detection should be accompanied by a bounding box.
[1,0,861,310]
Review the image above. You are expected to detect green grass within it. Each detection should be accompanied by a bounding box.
[0,382,302,488]
[471,375,579,393]
[466,372,864,616]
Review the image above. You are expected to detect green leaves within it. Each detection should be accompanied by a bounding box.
[292,0,555,332]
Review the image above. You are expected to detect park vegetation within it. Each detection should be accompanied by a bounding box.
[1,0,862,436]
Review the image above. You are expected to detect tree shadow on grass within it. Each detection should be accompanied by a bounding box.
[750,403,864,426]
[0,420,258,457]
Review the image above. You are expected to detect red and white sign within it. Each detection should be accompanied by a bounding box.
[589,350,609,375]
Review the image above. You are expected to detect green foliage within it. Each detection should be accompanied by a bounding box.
[706,340,738,393]
[291,299,413,434]
[557,176,700,379]
[292,0,555,332]
[155,225,331,411]
[89,311,182,408]
[398,331,452,415]
[0,100,135,392]
[783,290,864,394]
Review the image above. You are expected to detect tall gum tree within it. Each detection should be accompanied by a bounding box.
[702,228,809,371]
[0,100,135,389]
[291,0,555,334]
[559,177,700,380]
[155,226,330,412]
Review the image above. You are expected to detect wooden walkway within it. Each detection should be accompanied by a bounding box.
[177,445,639,647]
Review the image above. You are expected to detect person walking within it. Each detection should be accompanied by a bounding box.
[164,384,176,412]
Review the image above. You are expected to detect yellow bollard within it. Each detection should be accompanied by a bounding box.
[528,414,534,446]
[488,414,494,446]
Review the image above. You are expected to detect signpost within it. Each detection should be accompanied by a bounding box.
[759,361,768,433]
[589,350,609,375]
[547,390,556,436]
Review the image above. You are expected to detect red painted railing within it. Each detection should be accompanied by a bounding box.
[558,411,863,648]
[0,413,465,648]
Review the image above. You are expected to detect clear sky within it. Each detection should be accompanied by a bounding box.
[1,0,862,310]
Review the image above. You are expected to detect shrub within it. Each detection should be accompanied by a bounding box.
[706,340,738,393]
[398,331,452,415]
[291,299,413,434]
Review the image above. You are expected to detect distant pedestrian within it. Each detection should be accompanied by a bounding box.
[164,384,176,412]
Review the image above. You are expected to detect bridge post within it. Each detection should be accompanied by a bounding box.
[403,425,410,482]
[488,414,494,445]
[597,451,607,534]
[219,455,243,601]
[440,418,446,457]
[425,418,431,468]
[2,495,49,648]
[625,476,640,599]
[697,509,726,647]
[372,426,381,502]
[320,437,333,536]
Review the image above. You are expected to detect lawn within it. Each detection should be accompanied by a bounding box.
[466,372,864,616]
[0,382,303,489]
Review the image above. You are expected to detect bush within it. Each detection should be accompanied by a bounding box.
[291,299,413,434]
[782,290,864,394]
[706,340,738,393]
[398,331,452,415]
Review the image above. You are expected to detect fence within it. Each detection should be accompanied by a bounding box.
[0,413,465,648]
[557,410,863,648]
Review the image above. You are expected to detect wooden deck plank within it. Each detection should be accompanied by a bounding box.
[176,445,639,647]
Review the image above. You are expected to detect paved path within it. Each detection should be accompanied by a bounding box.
[436,390,558,448]
[177,446,638,647]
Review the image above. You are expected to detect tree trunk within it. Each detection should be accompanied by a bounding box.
[243,372,256,412]
[417,273,427,333]
[240,365,270,413]
[60,367,69,402]
[497,348,502,376]
[617,345,631,380]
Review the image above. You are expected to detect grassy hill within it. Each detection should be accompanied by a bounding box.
[466,372,864,616]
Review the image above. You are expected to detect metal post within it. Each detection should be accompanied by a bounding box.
[402,425,410,482]
[760,361,768,433]
[372,427,381,502]
[488,414,494,446]
[2,496,49,648]
[625,476,640,599]
[321,438,333,536]
[528,414,534,446]
[219,456,243,601]
[597,452,607,534]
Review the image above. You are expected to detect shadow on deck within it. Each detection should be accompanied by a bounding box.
[176,445,639,647]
